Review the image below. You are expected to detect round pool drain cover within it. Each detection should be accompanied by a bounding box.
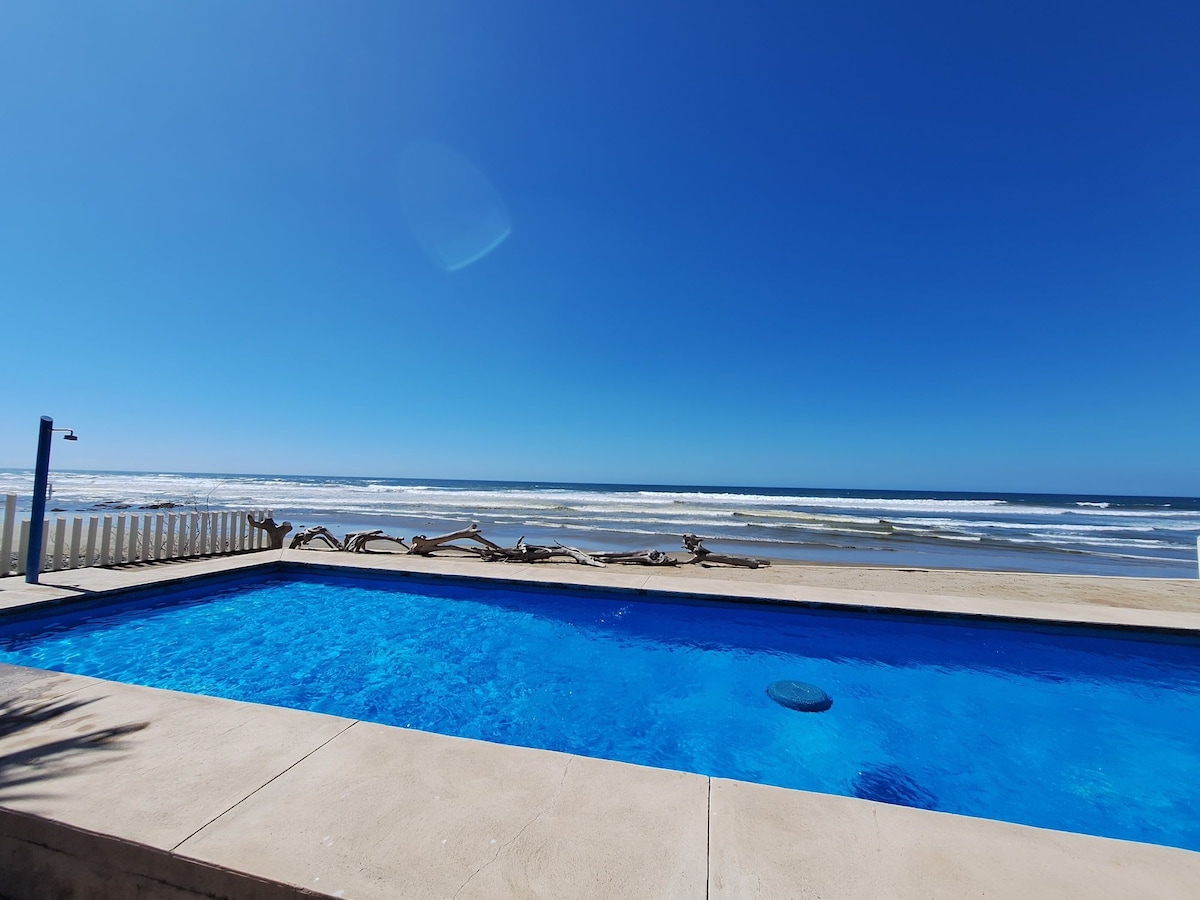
[766,680,832,712]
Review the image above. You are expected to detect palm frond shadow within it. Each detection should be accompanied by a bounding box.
[0,694,149,802]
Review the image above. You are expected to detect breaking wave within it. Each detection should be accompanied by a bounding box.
[1,470,1196,577]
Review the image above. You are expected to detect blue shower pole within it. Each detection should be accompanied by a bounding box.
[25,416,55,584]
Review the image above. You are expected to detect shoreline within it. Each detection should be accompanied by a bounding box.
[301,517,1200,580]
[4,470,1199,580]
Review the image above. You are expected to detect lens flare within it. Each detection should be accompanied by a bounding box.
[397,141,512,272]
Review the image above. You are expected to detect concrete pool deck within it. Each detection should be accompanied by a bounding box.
[1,552,1198,898]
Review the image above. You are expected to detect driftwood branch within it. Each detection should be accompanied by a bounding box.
[590,549,678,567]
[408,523,503,556]
[290,525,343,550]
[479,537,605,567]
[682,533,769,568]
[344,530,410,553]
[248,514,294,550]
[553,542,606,567]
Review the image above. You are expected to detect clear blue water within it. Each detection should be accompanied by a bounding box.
[2,570,1199,851]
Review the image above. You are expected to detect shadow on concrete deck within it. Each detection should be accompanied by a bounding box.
[0,694,147,803]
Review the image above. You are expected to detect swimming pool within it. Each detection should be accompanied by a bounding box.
[2,568,1198,852]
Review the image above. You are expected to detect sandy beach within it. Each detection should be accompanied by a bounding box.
[652,558,1200,613]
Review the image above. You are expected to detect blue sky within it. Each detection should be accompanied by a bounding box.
[2,1,1197,494]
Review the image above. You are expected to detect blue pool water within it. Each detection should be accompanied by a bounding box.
[2,570,1199,851]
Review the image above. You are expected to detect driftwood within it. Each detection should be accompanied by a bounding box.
[590,549,678,567]
[406,522,606,567]
[289,525,343,550]
[408,523,502,556]
[552,542,605,567]
[682,533,769,568]
[248,514,294,550]
[344,530,410,553]
[480,538,605,567]
[283,519,765,571]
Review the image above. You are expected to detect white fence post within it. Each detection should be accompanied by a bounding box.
[86,516,99,566]
[50,518,65,571]
[128,515,140,565]
[69,517,83,570]
[154,514,164,560]
[114,516,126,565]
[190,513,200,556]
[16,521,30,576]
[100,515,113,566]
[1,494,15,576]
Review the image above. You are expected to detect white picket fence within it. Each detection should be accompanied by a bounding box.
[0,494,275,577]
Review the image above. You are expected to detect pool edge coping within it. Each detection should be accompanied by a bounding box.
[6,549,1197,635]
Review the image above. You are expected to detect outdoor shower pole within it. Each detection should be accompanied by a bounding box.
[25,416,54,584]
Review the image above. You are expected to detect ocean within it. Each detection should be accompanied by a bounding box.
[1,470,1197,578]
